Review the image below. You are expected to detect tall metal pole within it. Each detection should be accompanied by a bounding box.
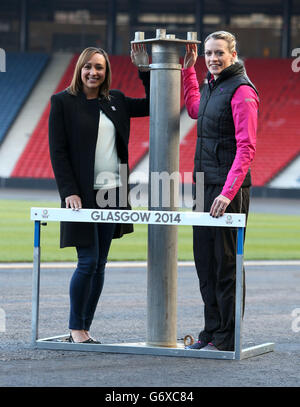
[132,30,200,348]
[147,29,181,347]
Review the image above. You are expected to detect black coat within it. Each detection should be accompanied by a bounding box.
[49,71,150,248]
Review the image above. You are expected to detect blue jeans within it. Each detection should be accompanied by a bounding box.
[69,221,116,330]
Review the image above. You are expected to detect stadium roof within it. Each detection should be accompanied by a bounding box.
[1,0,300,18]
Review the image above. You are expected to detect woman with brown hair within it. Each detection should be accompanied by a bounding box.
[49,46,149,343]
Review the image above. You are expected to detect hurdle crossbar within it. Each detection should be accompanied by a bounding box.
[30,207,274,360]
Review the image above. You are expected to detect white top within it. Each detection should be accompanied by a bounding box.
[94,111,121,189]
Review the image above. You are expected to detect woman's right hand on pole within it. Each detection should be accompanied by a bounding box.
[184,43,198,69]
[65,195,82,211]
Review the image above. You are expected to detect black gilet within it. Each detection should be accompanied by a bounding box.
[194,62,258,187]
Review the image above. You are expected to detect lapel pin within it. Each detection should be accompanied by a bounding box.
[111,106,116,111]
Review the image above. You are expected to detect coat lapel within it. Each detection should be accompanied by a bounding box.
[98,97,128,150]
[98,98,121,131]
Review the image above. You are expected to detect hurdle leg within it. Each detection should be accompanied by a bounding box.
[234,226,275,360]
[234,227,244,360]
[31,220,41,346]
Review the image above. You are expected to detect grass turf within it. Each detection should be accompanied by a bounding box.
[0,199,299,262]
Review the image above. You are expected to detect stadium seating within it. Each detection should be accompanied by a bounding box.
[11,55,153,177]
[179,58,300,186]
[245,59,300,186]
[109,56,151,170]
[11,54,184,178]
[0,52,49,145]
[8,55,300,187]
[11,54,78,178]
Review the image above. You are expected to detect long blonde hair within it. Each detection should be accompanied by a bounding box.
[205,31,238,62]
[68,47,112,99]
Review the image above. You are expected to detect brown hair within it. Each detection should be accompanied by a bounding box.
[205,31,238,62]
[68,47,112,99]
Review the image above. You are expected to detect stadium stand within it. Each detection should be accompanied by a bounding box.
[179,57,300,186]
[245,58,300,186]
[11,54,78,179]
[11,55,153,177]
[0,52,49,145]
[11,55,184,178]
[7,55,300,188]
[109,56,151,170]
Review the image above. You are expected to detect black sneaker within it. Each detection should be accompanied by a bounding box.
[185,340,207,350]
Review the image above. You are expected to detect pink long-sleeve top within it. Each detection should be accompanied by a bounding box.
[182,66,259,201]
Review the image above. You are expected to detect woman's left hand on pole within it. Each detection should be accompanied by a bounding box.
[210,194,231,218]
[131,43,149,71]
[184,43,198,69]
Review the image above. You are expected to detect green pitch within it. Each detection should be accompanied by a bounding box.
[0,199,299,262]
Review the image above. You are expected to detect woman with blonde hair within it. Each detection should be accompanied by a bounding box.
[183,31,259,351]
[49,45,149,343]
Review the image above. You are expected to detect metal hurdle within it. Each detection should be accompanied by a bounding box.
[30,28,274,359]
[30,207,274,360]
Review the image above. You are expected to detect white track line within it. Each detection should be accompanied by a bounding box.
[0,260,300,270]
